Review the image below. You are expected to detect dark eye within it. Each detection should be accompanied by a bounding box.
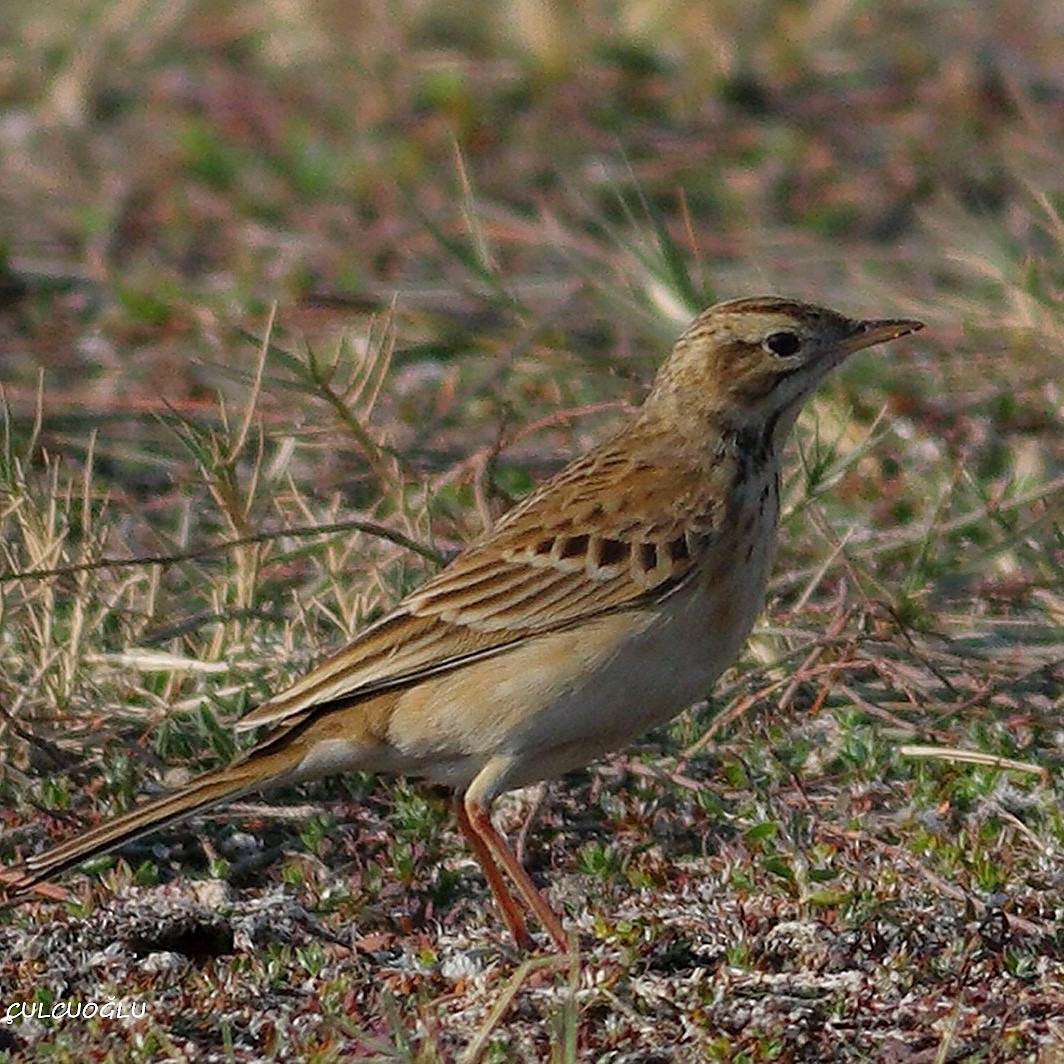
[764,331,801,357]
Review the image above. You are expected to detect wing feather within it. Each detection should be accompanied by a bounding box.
[237,430,732,730]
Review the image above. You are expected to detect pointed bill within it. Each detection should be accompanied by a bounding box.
[841,316,924,355]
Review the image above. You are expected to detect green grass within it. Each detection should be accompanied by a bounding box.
[1,1,1063,1060]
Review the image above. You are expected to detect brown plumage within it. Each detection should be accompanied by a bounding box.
[5,297,922,951]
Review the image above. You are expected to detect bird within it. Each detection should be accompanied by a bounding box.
[5,296,922,951]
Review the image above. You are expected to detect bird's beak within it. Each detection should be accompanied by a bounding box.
[841,316,924,355]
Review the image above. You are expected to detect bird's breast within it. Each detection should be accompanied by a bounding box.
[686,463,780,667]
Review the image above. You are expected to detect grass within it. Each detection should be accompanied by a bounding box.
[1,0,1063,1060]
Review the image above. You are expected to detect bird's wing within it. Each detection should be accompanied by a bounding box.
[237,432,731,730]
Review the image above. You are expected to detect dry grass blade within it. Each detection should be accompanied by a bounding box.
[899,745,1049,781]
[457,950,580,1064]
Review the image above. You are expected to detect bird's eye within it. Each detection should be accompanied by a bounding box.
[764,331,801,357]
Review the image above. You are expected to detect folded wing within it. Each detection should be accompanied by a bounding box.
[237,432,729,731]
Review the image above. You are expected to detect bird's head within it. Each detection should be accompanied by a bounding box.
[643,296,923,445]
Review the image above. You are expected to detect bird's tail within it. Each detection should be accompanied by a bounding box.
[5,759,286,896]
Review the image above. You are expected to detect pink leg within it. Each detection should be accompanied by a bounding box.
[456,793,570,952]
[454,797,531,948]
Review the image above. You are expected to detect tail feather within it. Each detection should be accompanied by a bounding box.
[7,762,280,894]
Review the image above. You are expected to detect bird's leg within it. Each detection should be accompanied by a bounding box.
[454,796,530,949]
[457,793,570,952]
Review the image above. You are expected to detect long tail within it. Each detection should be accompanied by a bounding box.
[6,759,288,895]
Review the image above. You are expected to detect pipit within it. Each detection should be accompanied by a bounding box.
[7,297,921,950]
